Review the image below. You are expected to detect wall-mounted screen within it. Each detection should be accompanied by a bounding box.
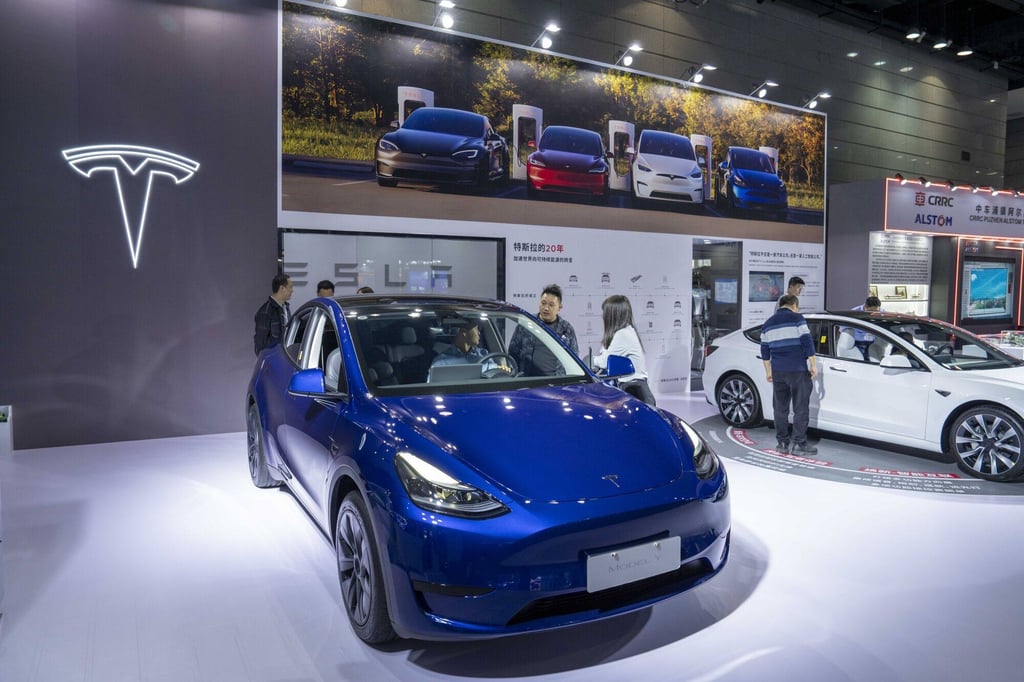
[715,278,738,304]
[961,260,1014,320]
[748,271,785,303]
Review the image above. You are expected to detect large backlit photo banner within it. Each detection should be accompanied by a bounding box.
[280,2,826,243]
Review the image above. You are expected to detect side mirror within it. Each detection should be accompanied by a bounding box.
[605,355,636,379]
[288,368,327,396]
[880,354,912,369]
[389,120,399,129]
[626,146,636,155]
[719,161,728,171]
[527,139,536,149]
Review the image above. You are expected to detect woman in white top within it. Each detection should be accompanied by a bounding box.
[593,295,654,404]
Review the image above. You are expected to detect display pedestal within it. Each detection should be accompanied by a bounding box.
[0,405,10,455]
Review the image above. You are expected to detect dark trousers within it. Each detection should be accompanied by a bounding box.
[772,370,812,445]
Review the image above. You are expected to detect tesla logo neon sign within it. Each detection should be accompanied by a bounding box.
[63,144,200,268]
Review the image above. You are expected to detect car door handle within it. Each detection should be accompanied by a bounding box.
[828,365,848,372]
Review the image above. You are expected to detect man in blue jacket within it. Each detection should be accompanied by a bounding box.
[761,294,818,455]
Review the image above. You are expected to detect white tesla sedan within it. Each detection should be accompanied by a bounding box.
[703,311,1024,481]
[628,130,704,207]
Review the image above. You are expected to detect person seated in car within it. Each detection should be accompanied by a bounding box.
[430,319,510,376]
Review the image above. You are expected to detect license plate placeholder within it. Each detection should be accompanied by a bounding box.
[585,536,681,593]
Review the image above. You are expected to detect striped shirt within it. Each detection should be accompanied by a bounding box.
[760,308,815,372]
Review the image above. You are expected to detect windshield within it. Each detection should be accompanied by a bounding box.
[732,149,776,173]
[866,318,1023,370]
[639,132,695,160]
[403,109,485,137]
[540,128,603,156]
[341,302,590,395]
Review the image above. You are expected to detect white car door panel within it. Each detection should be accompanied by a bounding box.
[816,357,931,439]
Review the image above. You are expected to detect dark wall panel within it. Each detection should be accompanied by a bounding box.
[0,0,279,448]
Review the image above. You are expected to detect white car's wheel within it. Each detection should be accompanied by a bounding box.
[948,406,1024,481]
[716,373,763,428]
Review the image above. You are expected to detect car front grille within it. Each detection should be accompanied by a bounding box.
[506,557,714,626]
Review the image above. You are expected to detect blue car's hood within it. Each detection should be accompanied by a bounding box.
[388,128,478,155]
[734,168,784,189]
[380,383,687,501]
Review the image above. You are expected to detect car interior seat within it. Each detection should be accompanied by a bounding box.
[324,348,342,392]
[836,330,862,360]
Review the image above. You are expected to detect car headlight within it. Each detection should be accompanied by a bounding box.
[690,168,703,178]
[732,172,746,187]
[378,138,399,152]
[679,420,720,479]
[528,156,546,168]
[452,149,479,160]
[778,181,786,191]
[395,451,509,519]
[588,163,608,174]
[636,162,652,173]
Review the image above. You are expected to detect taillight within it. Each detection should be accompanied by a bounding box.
[705,344,719,357]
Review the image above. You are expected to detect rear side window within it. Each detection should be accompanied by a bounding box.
[285,309,314,365]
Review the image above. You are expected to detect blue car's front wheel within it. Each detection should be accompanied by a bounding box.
[336,492,396,644]
[246,403,278,489]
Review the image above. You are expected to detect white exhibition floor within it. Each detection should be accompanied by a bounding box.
[2,394,1024,681]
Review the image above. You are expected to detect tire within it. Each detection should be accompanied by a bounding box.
[246,403,278,489]
[714,178,724,208]
[377,177,398,187]
[526,180,539,199]
[336,492,396,644]
[947,406,1024,481]
[716,373,763,428]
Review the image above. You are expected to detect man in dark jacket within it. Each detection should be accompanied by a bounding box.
[761,294,818,455]
[253,273,293,356]
[509,283,578,376]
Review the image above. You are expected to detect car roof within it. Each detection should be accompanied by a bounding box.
[641,129,689,141]
[809,310,953,327]
[409,106,485,121]
[327,293,520,311]
[542,125,599,138]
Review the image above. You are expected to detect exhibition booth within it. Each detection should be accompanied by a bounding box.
[3,0,1024,679]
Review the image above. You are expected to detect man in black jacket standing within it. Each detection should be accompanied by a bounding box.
[253,273,293,356]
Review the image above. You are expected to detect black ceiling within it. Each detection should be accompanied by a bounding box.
[765,0,1024,89]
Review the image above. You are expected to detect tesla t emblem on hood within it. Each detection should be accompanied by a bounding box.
[602,474,621,487]
[63,144,200,268]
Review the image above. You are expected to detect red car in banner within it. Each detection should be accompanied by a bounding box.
[526,126,611,202]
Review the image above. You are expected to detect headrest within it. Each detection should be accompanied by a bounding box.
[837,331,856,349]
[400,327,417,344]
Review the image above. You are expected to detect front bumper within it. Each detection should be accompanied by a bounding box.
[380,473,730,640]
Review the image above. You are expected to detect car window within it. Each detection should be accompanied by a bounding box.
[284,308,315,365]
[870,319,1022,370]
[541,128,602,156]
[639,132,695,160]
[404,109,484,137]
[313,311,346,393]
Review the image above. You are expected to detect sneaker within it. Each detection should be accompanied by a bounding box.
[791,443,818,456]
[775,441,790,453]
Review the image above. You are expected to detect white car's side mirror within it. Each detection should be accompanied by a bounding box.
[880,354,913,369]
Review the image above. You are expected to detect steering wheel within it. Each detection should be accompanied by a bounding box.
[477,352,518,378]
[926,343,953,356]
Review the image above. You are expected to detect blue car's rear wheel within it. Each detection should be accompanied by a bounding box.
[336,492,396,644]
[949,406,1024,481]
[246,403,278,489]
[716,373,762,428]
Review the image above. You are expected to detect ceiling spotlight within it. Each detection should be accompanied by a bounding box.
[614,43,642,67]
[433,0,455,29]
[530,22,561,49]
[972,185,980,193]
[933,38,950,50]
[688,64,716,83]
[946,180,956,191]
[324,0,348,6]
[991,187,1000,196]
[919,177,930,186]
[894,173,905,184]
[905,28,922,41]
[750,79,778,98]
[956,46,973,57]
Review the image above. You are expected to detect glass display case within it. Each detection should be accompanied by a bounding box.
[870,283,929,315]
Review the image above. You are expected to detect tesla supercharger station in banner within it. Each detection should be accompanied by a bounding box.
[397,86,434,125]
[608,120,634,192]
[691,134,713,201]
[512,104,543,182]
[758,146,780,173]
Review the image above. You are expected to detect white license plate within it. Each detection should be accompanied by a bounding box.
[585,536,681,593]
